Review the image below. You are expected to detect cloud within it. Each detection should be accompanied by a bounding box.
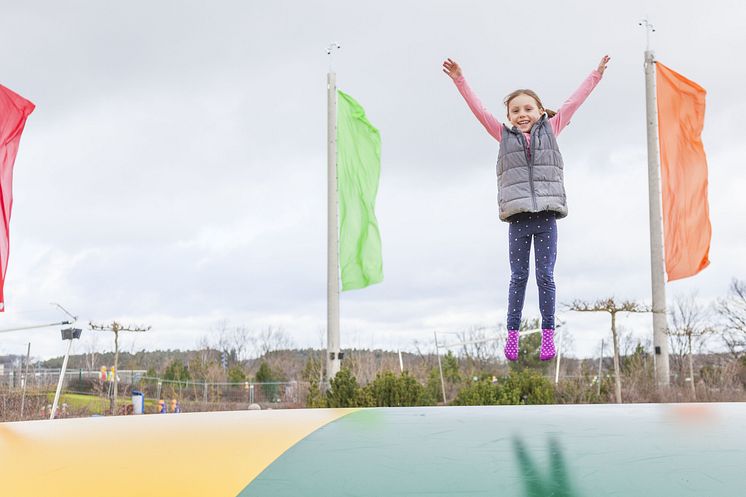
[1,0,744,359]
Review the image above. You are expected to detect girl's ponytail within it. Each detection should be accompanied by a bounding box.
[544,108,557,118]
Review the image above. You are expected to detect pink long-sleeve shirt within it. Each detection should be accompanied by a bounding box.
[453,69,603,144]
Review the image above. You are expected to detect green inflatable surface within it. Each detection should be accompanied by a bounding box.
[240,403,745,496]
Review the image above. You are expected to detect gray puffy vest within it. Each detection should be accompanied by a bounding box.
[496,115,567,222]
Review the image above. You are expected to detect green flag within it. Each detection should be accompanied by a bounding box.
[336,90,383,291]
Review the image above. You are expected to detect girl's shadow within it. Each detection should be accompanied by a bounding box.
[511,436,580,497]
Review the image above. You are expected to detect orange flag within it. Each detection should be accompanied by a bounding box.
[656,62,711,281]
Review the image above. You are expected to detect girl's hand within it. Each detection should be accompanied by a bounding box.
[597,55,611,75]
[442,58,463,80]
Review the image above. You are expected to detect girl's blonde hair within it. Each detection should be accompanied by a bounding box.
[504,89,556,119]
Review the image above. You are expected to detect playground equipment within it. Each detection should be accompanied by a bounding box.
[0,403,743,496]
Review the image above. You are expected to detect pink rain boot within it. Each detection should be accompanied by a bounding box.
[504,330,520,361]
[540,328,556,361]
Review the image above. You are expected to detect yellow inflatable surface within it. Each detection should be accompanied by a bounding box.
[0,408,355,497]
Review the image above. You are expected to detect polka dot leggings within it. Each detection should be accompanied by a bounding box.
[506,212,557,331]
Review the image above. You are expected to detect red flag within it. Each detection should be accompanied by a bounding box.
[656,62,711,282]
[0,85,35,311]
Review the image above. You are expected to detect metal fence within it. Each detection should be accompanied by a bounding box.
[0,369,147,389]
[134,377,306,406]
[0,369,308,415]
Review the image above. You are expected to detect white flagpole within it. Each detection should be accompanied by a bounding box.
[641,20,670,386]
[326,43,342,383]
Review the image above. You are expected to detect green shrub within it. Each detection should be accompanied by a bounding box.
[255,362,281,402]
[364,371,433,407]
[452,370,555,406]
[306,378,327,408]
[497,369,555,405]
[227,365,247,383]
[451,378,499,406]
[326,368,364,407]
[163,361,190,386]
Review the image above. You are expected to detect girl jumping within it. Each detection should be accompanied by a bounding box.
[442,55,610,361]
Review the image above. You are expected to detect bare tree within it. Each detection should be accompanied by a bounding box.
[228,326,254,363]
[83,332,100,372]
[213,321,257,367]
[89,321,151,414]
[618,327,639,358]
[716,279,746,359]
[347,348,380,384]
[253,326,293,357]
[197,336,214,365]
[190,336,219,382]
[214,320,235,366]
[456,325,501,375]
[667,320,690,383]
[668,294,713,399]
[412,339,436,370]
[568,298,651,404]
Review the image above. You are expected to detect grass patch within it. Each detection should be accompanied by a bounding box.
[47,393,158,415]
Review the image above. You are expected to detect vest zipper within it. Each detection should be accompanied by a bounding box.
[517,129,538,211]
[529,124,539,211]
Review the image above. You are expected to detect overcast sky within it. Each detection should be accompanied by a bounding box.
[1,0,744,360]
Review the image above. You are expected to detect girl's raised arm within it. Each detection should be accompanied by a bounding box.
[550,55,610,136]
[443,58,503,142]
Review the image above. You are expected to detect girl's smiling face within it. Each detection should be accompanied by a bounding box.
[507,93,543,132]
